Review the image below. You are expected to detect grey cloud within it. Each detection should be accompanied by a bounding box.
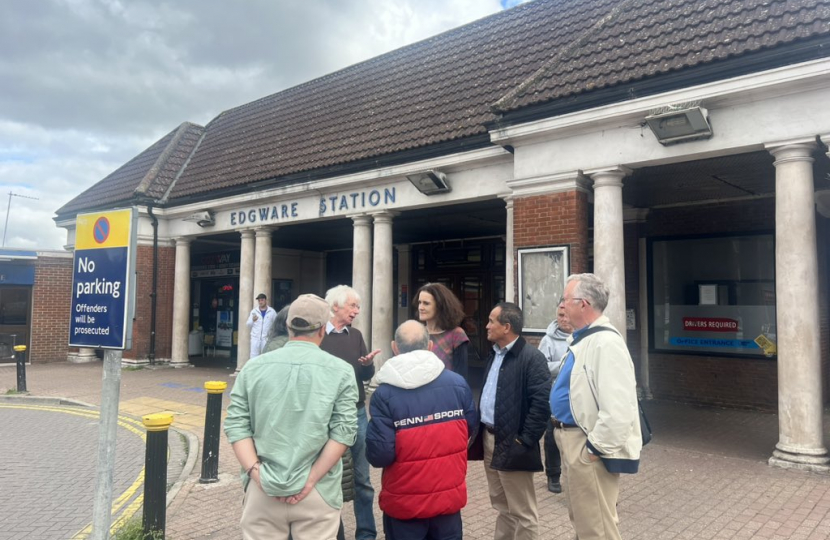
[0,0,502,249]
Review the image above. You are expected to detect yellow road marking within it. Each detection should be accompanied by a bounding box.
[0,404,149,539]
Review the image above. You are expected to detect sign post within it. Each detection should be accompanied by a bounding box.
[70,208,136,540]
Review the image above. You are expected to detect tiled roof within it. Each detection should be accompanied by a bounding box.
[57,122,204,217]
[168,0,617,199]
[494,0,830,112]
[60,0,830,213]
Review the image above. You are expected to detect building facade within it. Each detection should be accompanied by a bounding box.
[55,0,830,471]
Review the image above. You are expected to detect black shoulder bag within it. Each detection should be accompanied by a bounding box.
[570,326,653,446]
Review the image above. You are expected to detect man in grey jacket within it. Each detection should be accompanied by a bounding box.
[551,273,641,540]
[537,302,572,493]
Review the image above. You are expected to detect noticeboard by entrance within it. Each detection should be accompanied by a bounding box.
[69,208,137,349]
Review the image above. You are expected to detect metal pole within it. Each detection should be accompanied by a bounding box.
[1,192,39,247]
[91,350,122,540]
[200,381,228,483]
[142,413,173,539]
[2,192,11,247]
[13,345,27,393]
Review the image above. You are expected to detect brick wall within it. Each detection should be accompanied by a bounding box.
[30,256,73,363]
[513,190,590,275]
[125,245,175,362]
[512,189,590,351]
[649,353,778,409]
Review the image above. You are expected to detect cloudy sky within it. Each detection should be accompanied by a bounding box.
[0,0,529,251]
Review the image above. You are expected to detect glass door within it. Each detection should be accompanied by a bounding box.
[0,286,31,364]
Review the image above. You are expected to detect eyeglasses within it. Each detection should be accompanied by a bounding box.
[559,296,591,306]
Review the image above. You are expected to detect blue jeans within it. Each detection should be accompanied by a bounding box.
[352,406,377,539]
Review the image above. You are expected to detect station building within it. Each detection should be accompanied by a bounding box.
[55,0,830,471]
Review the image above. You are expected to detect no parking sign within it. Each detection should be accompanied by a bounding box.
[69,208,137,349]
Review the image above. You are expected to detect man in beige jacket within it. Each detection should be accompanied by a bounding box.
[550,273,642,540]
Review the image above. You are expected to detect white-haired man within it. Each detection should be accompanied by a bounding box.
[551,273,642,540]
[321,284,381,540]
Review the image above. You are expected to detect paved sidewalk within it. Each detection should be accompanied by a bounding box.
[2,361,830,540]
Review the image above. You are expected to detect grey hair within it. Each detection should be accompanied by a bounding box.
[567,273,610,312]
[325,284,360,309]
[394,322,431,354]
[269,305,290,338]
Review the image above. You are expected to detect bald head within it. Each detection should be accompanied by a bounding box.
[392,320,431,355]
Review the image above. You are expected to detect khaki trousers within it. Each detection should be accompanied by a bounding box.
[241,481,340,540]
[554,427,621,540]
[483,430,539,540]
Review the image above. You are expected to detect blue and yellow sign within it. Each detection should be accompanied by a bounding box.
[70,208,136,349]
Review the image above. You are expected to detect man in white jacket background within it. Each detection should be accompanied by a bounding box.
[246,293,277,359]
[537,302,572,493]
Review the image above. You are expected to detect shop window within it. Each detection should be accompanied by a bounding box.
[0,287,31,361]
[649,233,775,357]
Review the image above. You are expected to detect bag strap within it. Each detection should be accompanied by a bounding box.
[569,325,619,347]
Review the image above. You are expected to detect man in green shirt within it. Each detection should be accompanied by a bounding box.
[225,294,359,540]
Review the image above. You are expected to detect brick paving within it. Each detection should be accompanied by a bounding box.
[1,360,830,540]
[0,403,145,540]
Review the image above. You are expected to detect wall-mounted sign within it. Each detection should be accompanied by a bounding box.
[319,187,397,215]
[0,264,35,285]
[669,337,759,349]
[682,317,739,332]
[226,186,399,227]
[69,208,136,349]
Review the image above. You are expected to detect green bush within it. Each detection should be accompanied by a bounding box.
[112,518,165,540]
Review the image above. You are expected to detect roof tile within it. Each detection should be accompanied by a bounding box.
[63,0,830,211]
[57,122,204,216]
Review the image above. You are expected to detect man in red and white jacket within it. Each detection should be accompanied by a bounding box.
[366,320,478,540]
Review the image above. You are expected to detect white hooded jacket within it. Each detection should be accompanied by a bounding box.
[375,349,444,389]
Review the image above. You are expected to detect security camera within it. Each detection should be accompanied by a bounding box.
[184,210,215,227]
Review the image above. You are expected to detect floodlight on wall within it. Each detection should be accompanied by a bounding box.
[645,106,712,146]
[407,170,451,195]
[183,210,215,227]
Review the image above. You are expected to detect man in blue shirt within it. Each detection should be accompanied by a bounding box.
[551,274,642,540]
[480,302,550,540]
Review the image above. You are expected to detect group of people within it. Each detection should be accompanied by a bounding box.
[225,273,642,540]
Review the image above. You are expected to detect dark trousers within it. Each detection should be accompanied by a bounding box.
[382,511,462,540]
[544,418,562,479]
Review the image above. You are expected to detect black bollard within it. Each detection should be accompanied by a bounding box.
[200,381,227,483]
[13,345,27,393]
[142,413,173,540]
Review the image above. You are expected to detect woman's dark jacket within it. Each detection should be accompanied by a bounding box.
[483,337,551,472]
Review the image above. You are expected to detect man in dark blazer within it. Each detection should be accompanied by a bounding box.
[479,302,551,540]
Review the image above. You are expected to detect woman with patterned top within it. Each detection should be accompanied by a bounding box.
[415,282,470,381]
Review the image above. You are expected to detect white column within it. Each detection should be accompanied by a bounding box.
[170,237,191,367]
[766,139,829,472]
[68,347,98,363]
[396,244,411,324]
[588,166,630,338]
[371,212,395,370]
[352,215,373,341]
[504,196,515,303]
[236,229,255,373]
[254,227,274,301]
